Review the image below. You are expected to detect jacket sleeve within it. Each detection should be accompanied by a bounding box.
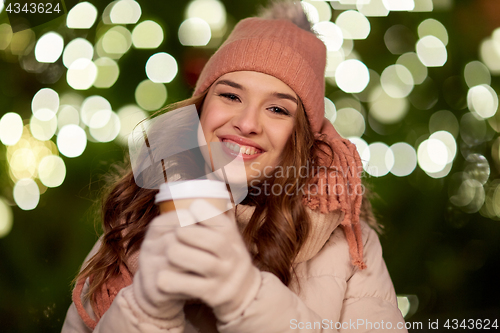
[61,239,187,333]
[215,229,350,332]
[215,221,408,333]
[338,223,408,333]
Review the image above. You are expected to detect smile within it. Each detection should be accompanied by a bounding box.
[218,139,264,161]
[222,139,262,155]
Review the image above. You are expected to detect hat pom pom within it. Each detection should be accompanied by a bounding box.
[258,0,315,34]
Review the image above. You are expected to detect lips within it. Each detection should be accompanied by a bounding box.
[222,139,262,155]
[217,136,264,160]
[217,135,265,152]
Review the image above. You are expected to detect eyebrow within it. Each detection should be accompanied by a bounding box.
[214,79,298,105]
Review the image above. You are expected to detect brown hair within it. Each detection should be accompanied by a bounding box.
[75,89,380,306]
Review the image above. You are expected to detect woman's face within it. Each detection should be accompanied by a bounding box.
[199,71,298,185]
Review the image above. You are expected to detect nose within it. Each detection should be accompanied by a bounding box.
[232,103,262,135]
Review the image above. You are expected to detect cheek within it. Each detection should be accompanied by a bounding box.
[270,124,294,153]
[200,101,232,133]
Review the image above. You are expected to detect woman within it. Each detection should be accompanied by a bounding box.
[62,1,408,332]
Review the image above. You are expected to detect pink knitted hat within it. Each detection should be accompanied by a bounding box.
[192,3,366,270]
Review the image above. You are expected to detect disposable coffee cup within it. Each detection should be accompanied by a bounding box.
[155,179,232,226]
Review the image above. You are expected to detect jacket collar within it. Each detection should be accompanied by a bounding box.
[234,203,345,265]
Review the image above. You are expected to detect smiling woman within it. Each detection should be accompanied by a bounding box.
[62,1,407,332]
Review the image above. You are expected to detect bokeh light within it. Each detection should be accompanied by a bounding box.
[145,52,178,83]
[38,155,66,188]
[449,173,485,213]
[369,85,409,124]
[324,97,337,123]
[9,148,37,180]
[135,80,167,111]
[479,38,500,75]
[116,105,148,145]
[464,61,491,88]
[313,21,344,51]
[9,28,35,55]
[384,25,415,55]
[13,179,40,211]
[81,96,112,127]
[481,180,500,219]
[63,38,94,68]
[390,142,417,177]
[30,115,57,141]
[383,0,415,11]
[0,198,13,238]
[57,105,80,132]
[325,50,345,77]
[364,142,395,177]
[57,125,87,158]
[335,10,370,40]
[333,107,366,138]
[35,32,64,63]
[67,59,98,90]
[0,113,23,146]
[465,154,490,185]
[90,111,121,143]
[380,64,414,98]
[186,0,227,32]
[335,59,370,93]
[32,88,59,121]
[397,52,427,84]
[467,84,498,119]
[6,127,57,183]
[132,20,164,49]
[418,19,448,46]
[349,137,370,169]
[60,92,84,109]
[426,161,453,179]
[178,18,211,46]
[110,0,142,24]
[357,0,389,17]
[417,138,448,173]
[492,182,500,217]
[429,131,457,164]
[416,35,447,67]
[412,0,433,12]
[0,24,13,50]
[94,57,120,88]
[102,26,133,56]
[66,2,98,29]
[355,69,380,102]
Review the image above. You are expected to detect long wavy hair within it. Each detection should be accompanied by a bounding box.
[75,88,381,305]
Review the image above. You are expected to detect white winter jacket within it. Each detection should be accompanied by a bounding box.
[61,205,408,333]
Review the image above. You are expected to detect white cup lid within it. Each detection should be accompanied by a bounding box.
[155,179,231,204]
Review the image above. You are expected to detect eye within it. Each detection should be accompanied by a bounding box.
[268,106,290,116]
[219,93,240,102]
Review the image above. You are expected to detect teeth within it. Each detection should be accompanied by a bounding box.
[223,140,260,155]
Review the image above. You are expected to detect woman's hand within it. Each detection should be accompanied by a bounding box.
[157,199,262,323]
[132,210,194,320]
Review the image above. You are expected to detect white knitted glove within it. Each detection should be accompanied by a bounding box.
[132,210,193,320]
[157,199,262,323]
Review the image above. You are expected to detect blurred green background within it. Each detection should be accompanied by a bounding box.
[1,0,499,332]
